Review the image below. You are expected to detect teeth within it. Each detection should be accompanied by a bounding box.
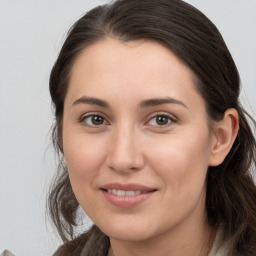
[126,191,135,196]
[107,189,142,196]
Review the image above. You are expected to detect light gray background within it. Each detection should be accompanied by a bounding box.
[0,1,255,256]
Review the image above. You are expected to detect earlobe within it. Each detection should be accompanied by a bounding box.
[209,108,239,166]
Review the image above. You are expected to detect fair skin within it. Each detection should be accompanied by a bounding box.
[62,38,238,256]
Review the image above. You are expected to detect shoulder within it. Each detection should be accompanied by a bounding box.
[53,225,109,256]
[0,251,15,256]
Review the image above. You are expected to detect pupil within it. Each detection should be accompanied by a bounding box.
[156,116,168,125]
[92,115,103,125]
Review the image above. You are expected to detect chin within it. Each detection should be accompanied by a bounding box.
[97,219,160,242]
[106,229,153,242]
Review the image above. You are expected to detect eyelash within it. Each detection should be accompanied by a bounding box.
[79,113,177,128]
[79,114,109,127]
[146,113,177,127]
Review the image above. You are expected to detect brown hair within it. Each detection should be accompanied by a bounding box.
[48,0,256,255]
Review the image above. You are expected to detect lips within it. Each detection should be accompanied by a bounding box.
[100,183,157,208]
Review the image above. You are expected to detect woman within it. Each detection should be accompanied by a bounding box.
[48,0,256,255]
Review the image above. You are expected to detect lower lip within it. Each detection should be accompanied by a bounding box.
[101,190,156,208]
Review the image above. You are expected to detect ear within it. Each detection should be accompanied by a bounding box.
[209,108,239,166]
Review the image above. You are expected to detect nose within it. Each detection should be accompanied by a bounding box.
[106,126,145,173]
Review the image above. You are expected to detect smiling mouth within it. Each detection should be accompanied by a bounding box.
[100,183,157,208]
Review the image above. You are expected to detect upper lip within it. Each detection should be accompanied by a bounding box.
[100,183,157,192]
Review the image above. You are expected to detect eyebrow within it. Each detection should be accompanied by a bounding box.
[140,97,188,109]
[72,96,187,109]
[72,96,110,108]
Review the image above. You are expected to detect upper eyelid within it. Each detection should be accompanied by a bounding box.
[146,112,177,122]
[79,112,109,122]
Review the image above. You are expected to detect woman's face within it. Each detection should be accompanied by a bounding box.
[63,38,216,242]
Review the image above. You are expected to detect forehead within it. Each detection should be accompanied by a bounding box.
[70,38,194,81]
[66,38,204,110]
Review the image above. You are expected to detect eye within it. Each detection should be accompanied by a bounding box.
[80,114,107,126]
[147,114,175,126]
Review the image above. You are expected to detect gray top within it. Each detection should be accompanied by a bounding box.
[208,229,228,256]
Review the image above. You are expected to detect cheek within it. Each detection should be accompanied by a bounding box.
[145,135,211,224]
[62,134,108,213]
[63,131,107,189]
[146,131,211,194]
